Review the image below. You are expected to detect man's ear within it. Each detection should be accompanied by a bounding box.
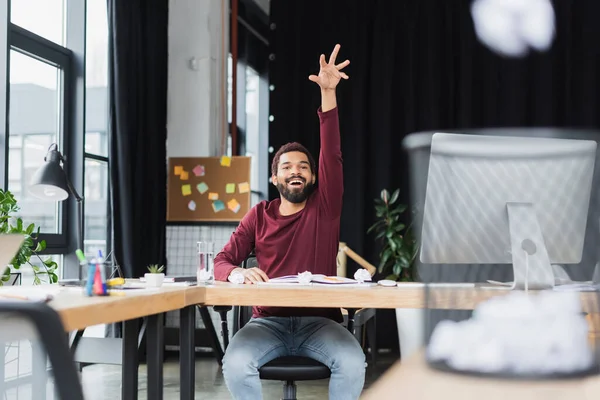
[311,174,316,184]
[272,175,278,185]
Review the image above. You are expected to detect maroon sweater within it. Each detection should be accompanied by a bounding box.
[214,106,343,322]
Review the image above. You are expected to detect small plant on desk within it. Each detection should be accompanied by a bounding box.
[145,264,165,287]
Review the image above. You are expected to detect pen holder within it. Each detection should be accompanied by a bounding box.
[85,262,109,296]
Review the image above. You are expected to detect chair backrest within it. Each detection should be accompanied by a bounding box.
[0,301,85,400]
[232,251,257,334]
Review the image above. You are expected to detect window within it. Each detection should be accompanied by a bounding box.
[84,0,110,259]
[2,1,87,281]
[10,0,66,46]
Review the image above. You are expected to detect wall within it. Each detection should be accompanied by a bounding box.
[165,0,235,343]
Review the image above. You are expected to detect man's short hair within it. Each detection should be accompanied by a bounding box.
[271,142,316,176]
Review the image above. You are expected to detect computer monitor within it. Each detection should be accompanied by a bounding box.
[420,133,597,290]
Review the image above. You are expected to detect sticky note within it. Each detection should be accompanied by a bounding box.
[188,200,196,211]
[174,165,183,176]
[228,198,241,213]
[220,156,231,167]
[212,200,225,213]
[180,170,189,180]
[193,164,205,177]
[197,182,209,194]
[238,182,250,194]
[181,185,192,196]
[208,192,219,200]
[226,183,235,194]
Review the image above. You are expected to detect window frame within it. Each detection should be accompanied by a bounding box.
[2,0,86,279]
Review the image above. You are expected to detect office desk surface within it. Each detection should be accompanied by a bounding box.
[199,282,600,311]
[40,285,195,331]
[362,351,600,400]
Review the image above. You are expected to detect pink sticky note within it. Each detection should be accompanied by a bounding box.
[193,165,205,177]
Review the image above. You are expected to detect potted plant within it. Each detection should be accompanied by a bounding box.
[0,189,58,286]
[368,188,422,359]
[145,264,165,287]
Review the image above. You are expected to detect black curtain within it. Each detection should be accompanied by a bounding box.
[107,0,168,278]
[269,0,600,278]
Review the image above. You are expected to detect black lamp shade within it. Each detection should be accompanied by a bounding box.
[29,153,70,201]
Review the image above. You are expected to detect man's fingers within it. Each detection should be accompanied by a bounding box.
[308,75,319,83]
[319,54,327,68]
[329,44,340,65]
[255,269,270,282]
[340,72,349,80]
[336,59,350,70]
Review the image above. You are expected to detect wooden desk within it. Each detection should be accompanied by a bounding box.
[362,351,600,400]
[1,284,198,400]
[200,282,600,312]
[47,285,193,331]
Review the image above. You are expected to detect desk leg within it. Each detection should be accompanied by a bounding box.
[147,313,164,400]
[122,319,139,399]
[179,306,195,400]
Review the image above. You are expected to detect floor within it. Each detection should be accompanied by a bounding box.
[80,352,398,399]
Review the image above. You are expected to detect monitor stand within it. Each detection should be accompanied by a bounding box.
[482,202,555,290]
[506,202,555,290]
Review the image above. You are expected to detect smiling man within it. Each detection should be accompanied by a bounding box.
[213,44,365,400]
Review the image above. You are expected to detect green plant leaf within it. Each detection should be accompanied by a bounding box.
[25,223,35,235]
[380,189,389,204]
[389,189,399,204]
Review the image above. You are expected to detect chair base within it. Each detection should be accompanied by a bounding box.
[282,380,297,400]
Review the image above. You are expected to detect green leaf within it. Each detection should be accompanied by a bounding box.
[25,223,35,235]
[389,189,399,204]
[380,189,389,203]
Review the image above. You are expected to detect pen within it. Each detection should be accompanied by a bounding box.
[97,250,107,295]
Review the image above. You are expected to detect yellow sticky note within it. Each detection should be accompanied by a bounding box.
[226,183,235,194]
[174,165,183,176]
[181,185,192,196]
[238,182,250,194]
[208,192,219,200]
[220,156,231,167]
[180,170,189,180]
[227,198,241,213]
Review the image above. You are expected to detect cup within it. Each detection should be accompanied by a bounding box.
[197,241,215,284]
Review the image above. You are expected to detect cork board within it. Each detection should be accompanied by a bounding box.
[167,156,251,222]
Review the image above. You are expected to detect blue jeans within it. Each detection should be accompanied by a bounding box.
[222,316,366,400]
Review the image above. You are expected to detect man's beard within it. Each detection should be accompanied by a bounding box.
[276,178,314,204]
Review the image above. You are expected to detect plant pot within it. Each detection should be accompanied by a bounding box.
[395,308,425,360]
[144,273,165,287]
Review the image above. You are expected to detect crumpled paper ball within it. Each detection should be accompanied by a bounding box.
[471,0,555,57]
[353,268,372,283]
[228,270,244,284]
[428,291,592,375]
[298,271,313,285]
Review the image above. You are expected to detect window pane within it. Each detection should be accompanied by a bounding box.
[8,50,62,234]
[10,0,66,46]
[84,159,108,257]
[14,254,63,286]
[85,0,109,156]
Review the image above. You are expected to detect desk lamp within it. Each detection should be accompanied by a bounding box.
[29,143,85,280]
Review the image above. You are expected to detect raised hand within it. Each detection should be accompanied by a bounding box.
[309,44,350,91]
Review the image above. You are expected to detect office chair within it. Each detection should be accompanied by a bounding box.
[215,252,366,400]
[0,301,85,400]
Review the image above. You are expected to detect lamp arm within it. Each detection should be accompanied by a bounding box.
[59,154,84,279]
